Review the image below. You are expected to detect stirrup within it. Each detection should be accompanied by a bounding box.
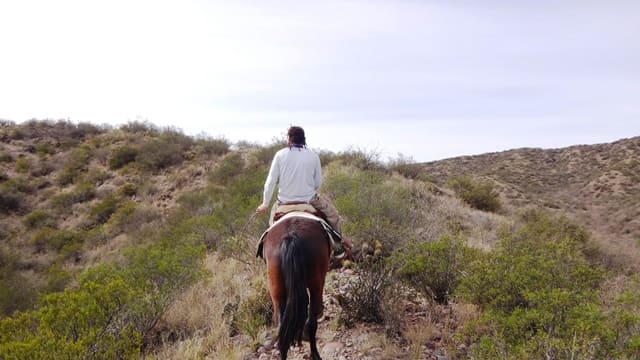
[332,248,345,260]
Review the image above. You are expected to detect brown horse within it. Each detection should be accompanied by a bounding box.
[261,214,330,360]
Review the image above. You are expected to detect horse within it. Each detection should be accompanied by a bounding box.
[261,214,331,360]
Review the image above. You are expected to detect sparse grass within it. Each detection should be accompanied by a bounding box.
[153,254,258,359]
[405,319,437,360]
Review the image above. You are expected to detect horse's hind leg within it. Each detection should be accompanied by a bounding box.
[307,280,324,360]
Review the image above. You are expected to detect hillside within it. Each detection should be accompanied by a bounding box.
[1,120,639,359]
[420,136,640,272]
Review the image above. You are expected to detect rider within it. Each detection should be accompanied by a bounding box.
[255,126,346,259]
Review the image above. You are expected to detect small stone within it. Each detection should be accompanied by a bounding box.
[322,341,345,355]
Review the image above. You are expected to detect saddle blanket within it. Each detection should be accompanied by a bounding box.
[256,211,342,259]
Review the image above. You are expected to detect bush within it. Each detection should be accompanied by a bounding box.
[0,249,37,316]
[0,151,13,163]
[177,162,267,262]
[231,279,272,345]
[388,154,425,180]
[32,228,83,254]
[0,226,206,359]
[119,183,138,197]
[0,188,23,213]
[335,259,402,333]
[29,160,55,177]
[392,234,479,304]
[195,136,230,157]
[136,139,184,171]
[603,275,640,358]
[56,147,91,186]
[326,148,385,171]
[51,183,96,209]
[22,209,52,229]
[89,195,120,226]
[109,146,139,170]
[209,153,245,185]
[35,141,57,156]
[323,165,417,250]
[458,210,608,358]
[119,120,159,134]
[15,156,31,173]
[448,175,502,212]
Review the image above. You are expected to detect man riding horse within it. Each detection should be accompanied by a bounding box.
[255,125,347,261]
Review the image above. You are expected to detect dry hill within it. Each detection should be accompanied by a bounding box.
[419,136,640,271]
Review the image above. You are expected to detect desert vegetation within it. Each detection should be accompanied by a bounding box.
[0,120,638,359]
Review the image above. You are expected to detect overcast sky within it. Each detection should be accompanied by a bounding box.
[1,1,639,162]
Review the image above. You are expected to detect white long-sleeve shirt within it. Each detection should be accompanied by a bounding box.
[261,146,322,207]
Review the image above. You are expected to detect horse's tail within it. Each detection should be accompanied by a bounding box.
[278,234,309,353]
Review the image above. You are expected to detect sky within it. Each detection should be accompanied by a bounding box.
[1,1,639,162]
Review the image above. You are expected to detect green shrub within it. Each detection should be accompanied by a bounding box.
[105,201,137,234]
[0,188,23,213]
[89,195,120,226]
[448,175,502,212]
[336,259,401,330]
[195,136,230,156]
[119,183,138,197]
[232,279,272,345]
[32,228,83,254]
[251,140,286,166]
[327,148,385,171]
[159,127,194,152]
[0,265,141,359]
[108,146,139,170]
[604,275,640,358]
[119,120,159,134]
[29,160,55,177]
[0,249,37,316]
[22,209,52,229]
[83,169,111,185]
[0,151,13,163]
[178,163,267,261]
[388,154,425,180]
[4,176,36,194]
[458,210,607,358]
[0,226,206,359]
[35,141,56,156]
[51,183,96,209]
[15,156,31,173]
[209,153,245,185]
[57,147,91,186]
[392,234,479,304]
[323,165,417,249]
[136,139,184,171]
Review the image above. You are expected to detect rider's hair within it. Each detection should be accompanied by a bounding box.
[287,126,306,146]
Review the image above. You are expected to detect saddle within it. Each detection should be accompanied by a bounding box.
[256,210,342,260]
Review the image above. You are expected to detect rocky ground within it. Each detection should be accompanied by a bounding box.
[246,268,464,360]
